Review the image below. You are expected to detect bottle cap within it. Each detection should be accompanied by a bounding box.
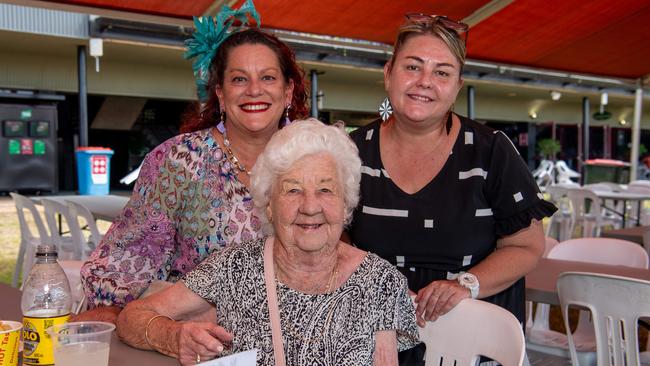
[36,244,58,257]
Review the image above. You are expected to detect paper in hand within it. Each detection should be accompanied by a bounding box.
[197,349,258,366]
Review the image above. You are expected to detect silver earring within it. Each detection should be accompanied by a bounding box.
[379,97,392,121]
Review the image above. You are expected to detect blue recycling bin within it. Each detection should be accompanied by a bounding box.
[75,147,114,195]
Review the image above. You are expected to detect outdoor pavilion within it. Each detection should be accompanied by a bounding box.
[4,0,650,179]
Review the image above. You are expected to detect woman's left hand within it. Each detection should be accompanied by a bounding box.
[414,280,470,326]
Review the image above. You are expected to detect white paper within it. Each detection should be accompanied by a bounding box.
[198,349,258,366]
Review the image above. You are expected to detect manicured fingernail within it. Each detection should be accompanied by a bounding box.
[217,346,224,353]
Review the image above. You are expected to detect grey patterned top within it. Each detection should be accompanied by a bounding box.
[182,237,420,365]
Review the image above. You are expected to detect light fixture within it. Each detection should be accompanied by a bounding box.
[600,92,609,106]
[593,92,611,120]
[620,119,627,126]
[529,111,538,119]
[89,38,103,72]
[550,90,562,101]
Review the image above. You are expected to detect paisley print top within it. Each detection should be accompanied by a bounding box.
[81,128,263,307]
[182,238,420,366]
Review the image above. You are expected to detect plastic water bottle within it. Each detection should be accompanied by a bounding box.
[21,244,72,365]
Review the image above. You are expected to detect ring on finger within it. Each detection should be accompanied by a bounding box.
[196,354,201,364]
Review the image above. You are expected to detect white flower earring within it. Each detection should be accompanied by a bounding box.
[379,97,393,121]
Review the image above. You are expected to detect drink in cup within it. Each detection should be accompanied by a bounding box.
[0,321,22,366]
[47,321,115,366]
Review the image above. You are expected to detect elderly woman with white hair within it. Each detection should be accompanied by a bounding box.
[117,118,419,366]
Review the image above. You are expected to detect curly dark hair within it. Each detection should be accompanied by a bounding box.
[180,29,308,133]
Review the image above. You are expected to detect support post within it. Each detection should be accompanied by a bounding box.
[78,45,88,147]
[467,85,475,119]
[581,97,590,184]
[630,79,644,181]
[310,69,318,119]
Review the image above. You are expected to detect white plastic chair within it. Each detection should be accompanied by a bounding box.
[557,272,650,366]
[566,188,621,237]
[555,160,580,185]
[65,200,104,254]
[119,160,143,185]
[419,299,525,366]
[624,184,650,227]
[9,193,50,288]
[545,185,575,241]
[526,238,649,364]
[40,198,86,261]
[629,180,650,188]
[526,237,558,330]
[532,160,555,191]
[59,260,85,314]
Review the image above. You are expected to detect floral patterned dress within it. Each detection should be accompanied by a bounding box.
[81,128,263,307]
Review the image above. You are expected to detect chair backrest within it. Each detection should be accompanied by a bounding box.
[555,160,580,184]
[533,160,555,189]
[625,184,650,194]
[548,238,649,269]
[546,185,567,204]
[9,193,50,288]
[10,192,49,243]
[583,183,613,192]
[41,198,85,260]
[65,200,103,252]
[419,299,525,366]
[557,272,650,366]
[629,180,650,188]
[566,188,604,236]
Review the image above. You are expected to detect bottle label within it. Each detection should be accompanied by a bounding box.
[22,314,70,365]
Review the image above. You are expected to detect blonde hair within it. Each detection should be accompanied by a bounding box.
[387,20,466,75]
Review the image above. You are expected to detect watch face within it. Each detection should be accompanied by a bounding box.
[460,273,478,287]
[459,273,479,298]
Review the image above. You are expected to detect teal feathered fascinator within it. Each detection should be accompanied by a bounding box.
[184,0,261,102]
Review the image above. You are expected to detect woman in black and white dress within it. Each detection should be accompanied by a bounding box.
[348,13,557,364]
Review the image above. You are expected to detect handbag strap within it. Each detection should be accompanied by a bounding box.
[263,237,286,366]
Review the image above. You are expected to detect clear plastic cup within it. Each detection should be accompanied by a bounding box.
[46,321,115,366]
[0,321,22,366]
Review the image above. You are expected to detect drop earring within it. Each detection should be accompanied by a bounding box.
[378,97,392,121]
[217,106,225,132]
[282,104,292,127]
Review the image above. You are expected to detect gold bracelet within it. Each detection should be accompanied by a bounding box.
[144,314,173,348]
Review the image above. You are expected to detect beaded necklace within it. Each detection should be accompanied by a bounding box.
[217,121,251,175]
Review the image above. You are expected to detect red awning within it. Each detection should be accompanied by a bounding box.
[42,0,650,80]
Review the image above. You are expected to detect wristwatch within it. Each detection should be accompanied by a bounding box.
[458,272,480,299]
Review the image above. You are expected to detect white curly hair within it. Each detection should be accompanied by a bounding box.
[250,118,361,234]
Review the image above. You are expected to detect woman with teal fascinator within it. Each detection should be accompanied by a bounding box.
[76,0,308,325]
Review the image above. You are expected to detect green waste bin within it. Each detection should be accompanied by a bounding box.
[583,159,630,184]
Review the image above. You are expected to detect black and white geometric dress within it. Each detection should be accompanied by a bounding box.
[182,238,420,365]
[348,114,557,323]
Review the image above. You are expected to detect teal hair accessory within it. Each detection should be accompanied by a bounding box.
[184,0,261,102]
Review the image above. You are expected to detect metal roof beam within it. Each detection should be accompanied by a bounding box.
[462,0,514,28]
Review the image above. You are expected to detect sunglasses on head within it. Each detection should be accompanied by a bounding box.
[404,13,469,44]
